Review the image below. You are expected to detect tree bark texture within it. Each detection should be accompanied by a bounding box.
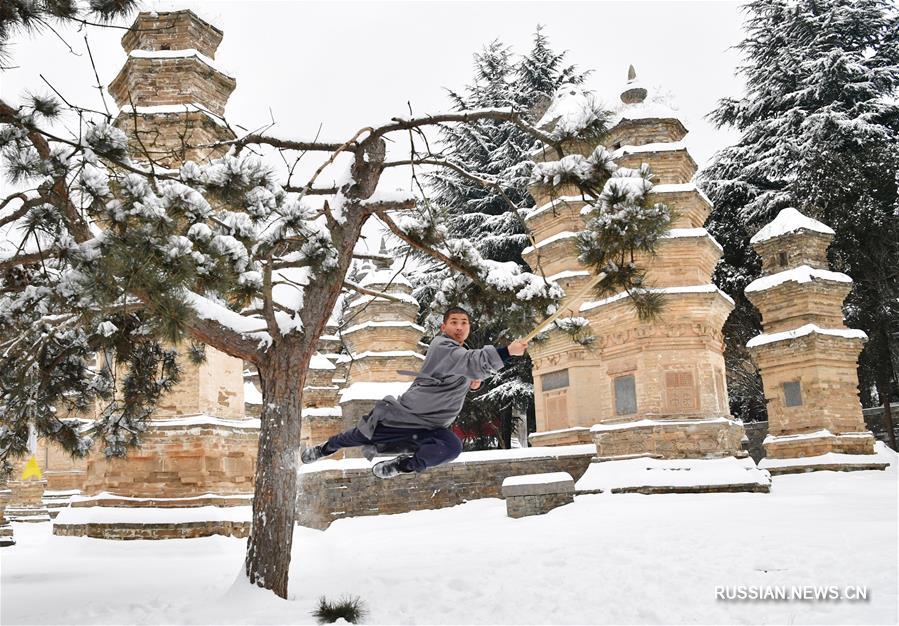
[244,339,308,598]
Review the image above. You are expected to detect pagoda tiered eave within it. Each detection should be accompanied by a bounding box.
[580,285,735,313]
[128,48,235,78]
[118,103,227,127]
[745,265,852,293]
[746,323,867,348]
[525,195,592,222]
[610,140,687,159]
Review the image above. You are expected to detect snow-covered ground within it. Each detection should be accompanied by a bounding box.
[3,444,897,625]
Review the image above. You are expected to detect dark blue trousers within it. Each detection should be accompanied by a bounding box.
[322,423,463,472]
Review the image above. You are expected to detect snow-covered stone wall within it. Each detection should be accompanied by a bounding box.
[295,446,596,529]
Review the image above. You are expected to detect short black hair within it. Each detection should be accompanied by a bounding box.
[442,306,472,324]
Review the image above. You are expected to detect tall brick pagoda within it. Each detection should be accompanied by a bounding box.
[52,10,257,540]
[525,70,767,493]
[744,208,887,474]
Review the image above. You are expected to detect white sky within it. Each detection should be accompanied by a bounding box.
[2,0,747,250]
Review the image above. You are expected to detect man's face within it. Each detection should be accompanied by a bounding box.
[441,313,471,344]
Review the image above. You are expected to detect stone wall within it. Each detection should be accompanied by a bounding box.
[152,347,245,420]
[296,446,596,529]
[592,418,746,459]
[53,520,249,540]
[80,420,258,498]
[506,491,574,518]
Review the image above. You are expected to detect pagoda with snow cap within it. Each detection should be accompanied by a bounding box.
[109,9,235,167]
[525,68,768,494]
[744,208,887,474]
[51,10,257,540]
[333,242,425,458]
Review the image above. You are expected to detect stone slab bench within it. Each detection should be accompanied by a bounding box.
[501,472,575,518]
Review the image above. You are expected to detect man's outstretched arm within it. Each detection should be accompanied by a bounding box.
[467,340,529,389]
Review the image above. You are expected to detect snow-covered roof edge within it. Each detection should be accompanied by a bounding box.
[750,207,835,244]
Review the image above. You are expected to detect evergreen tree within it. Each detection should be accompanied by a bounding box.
[414,28,590,449]
[700,0,899,444]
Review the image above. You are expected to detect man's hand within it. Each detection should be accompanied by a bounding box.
[507,339,528,356]
[469,379,482,391]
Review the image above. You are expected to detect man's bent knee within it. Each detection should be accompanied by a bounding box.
[437,429,463,463]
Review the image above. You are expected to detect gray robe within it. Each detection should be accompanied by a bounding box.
[357,333,506,438]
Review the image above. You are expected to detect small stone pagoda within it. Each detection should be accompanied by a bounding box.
[337,251,425,456]
[524,70,767,493]
[52,10,257,540]
[744,208,887,474]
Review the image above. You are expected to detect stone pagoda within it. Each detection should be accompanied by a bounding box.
[525,70,767,493]
[52,10,257,540]
[108,9,235,167]
[744,208,887,474]
[337,251,425,456]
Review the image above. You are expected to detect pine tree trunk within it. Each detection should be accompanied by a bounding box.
[244,339,309,599]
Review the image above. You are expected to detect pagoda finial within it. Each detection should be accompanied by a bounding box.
[621,64,647,105]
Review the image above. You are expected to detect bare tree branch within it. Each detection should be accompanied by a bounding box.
[376,209,480,282]
[198,133,347,153]
[342,280,408,303]
[0,194,42,229]
[370,108,562,156]
[0,249,63,273]
[355,196,417,215]
[261,255,279,339]
[83,34,112,119]
[283,185,337,195]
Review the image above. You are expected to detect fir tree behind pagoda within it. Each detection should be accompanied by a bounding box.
[700,0,899,446]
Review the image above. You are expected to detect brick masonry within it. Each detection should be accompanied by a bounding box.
[52,520,249,540]
[79,421,258,499]
[0,486,14,546]
[592,419,746,459]
[505,492,574,518]
[502,473,575,518]
[121,10,224,58]
[296,450,595,530]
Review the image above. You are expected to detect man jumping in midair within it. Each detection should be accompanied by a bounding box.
[301,306,529,478]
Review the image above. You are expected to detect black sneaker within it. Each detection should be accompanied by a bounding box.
[301,444,329,464]
[372,454,414,479]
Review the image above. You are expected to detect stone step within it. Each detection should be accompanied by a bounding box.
[5,507,51,523]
